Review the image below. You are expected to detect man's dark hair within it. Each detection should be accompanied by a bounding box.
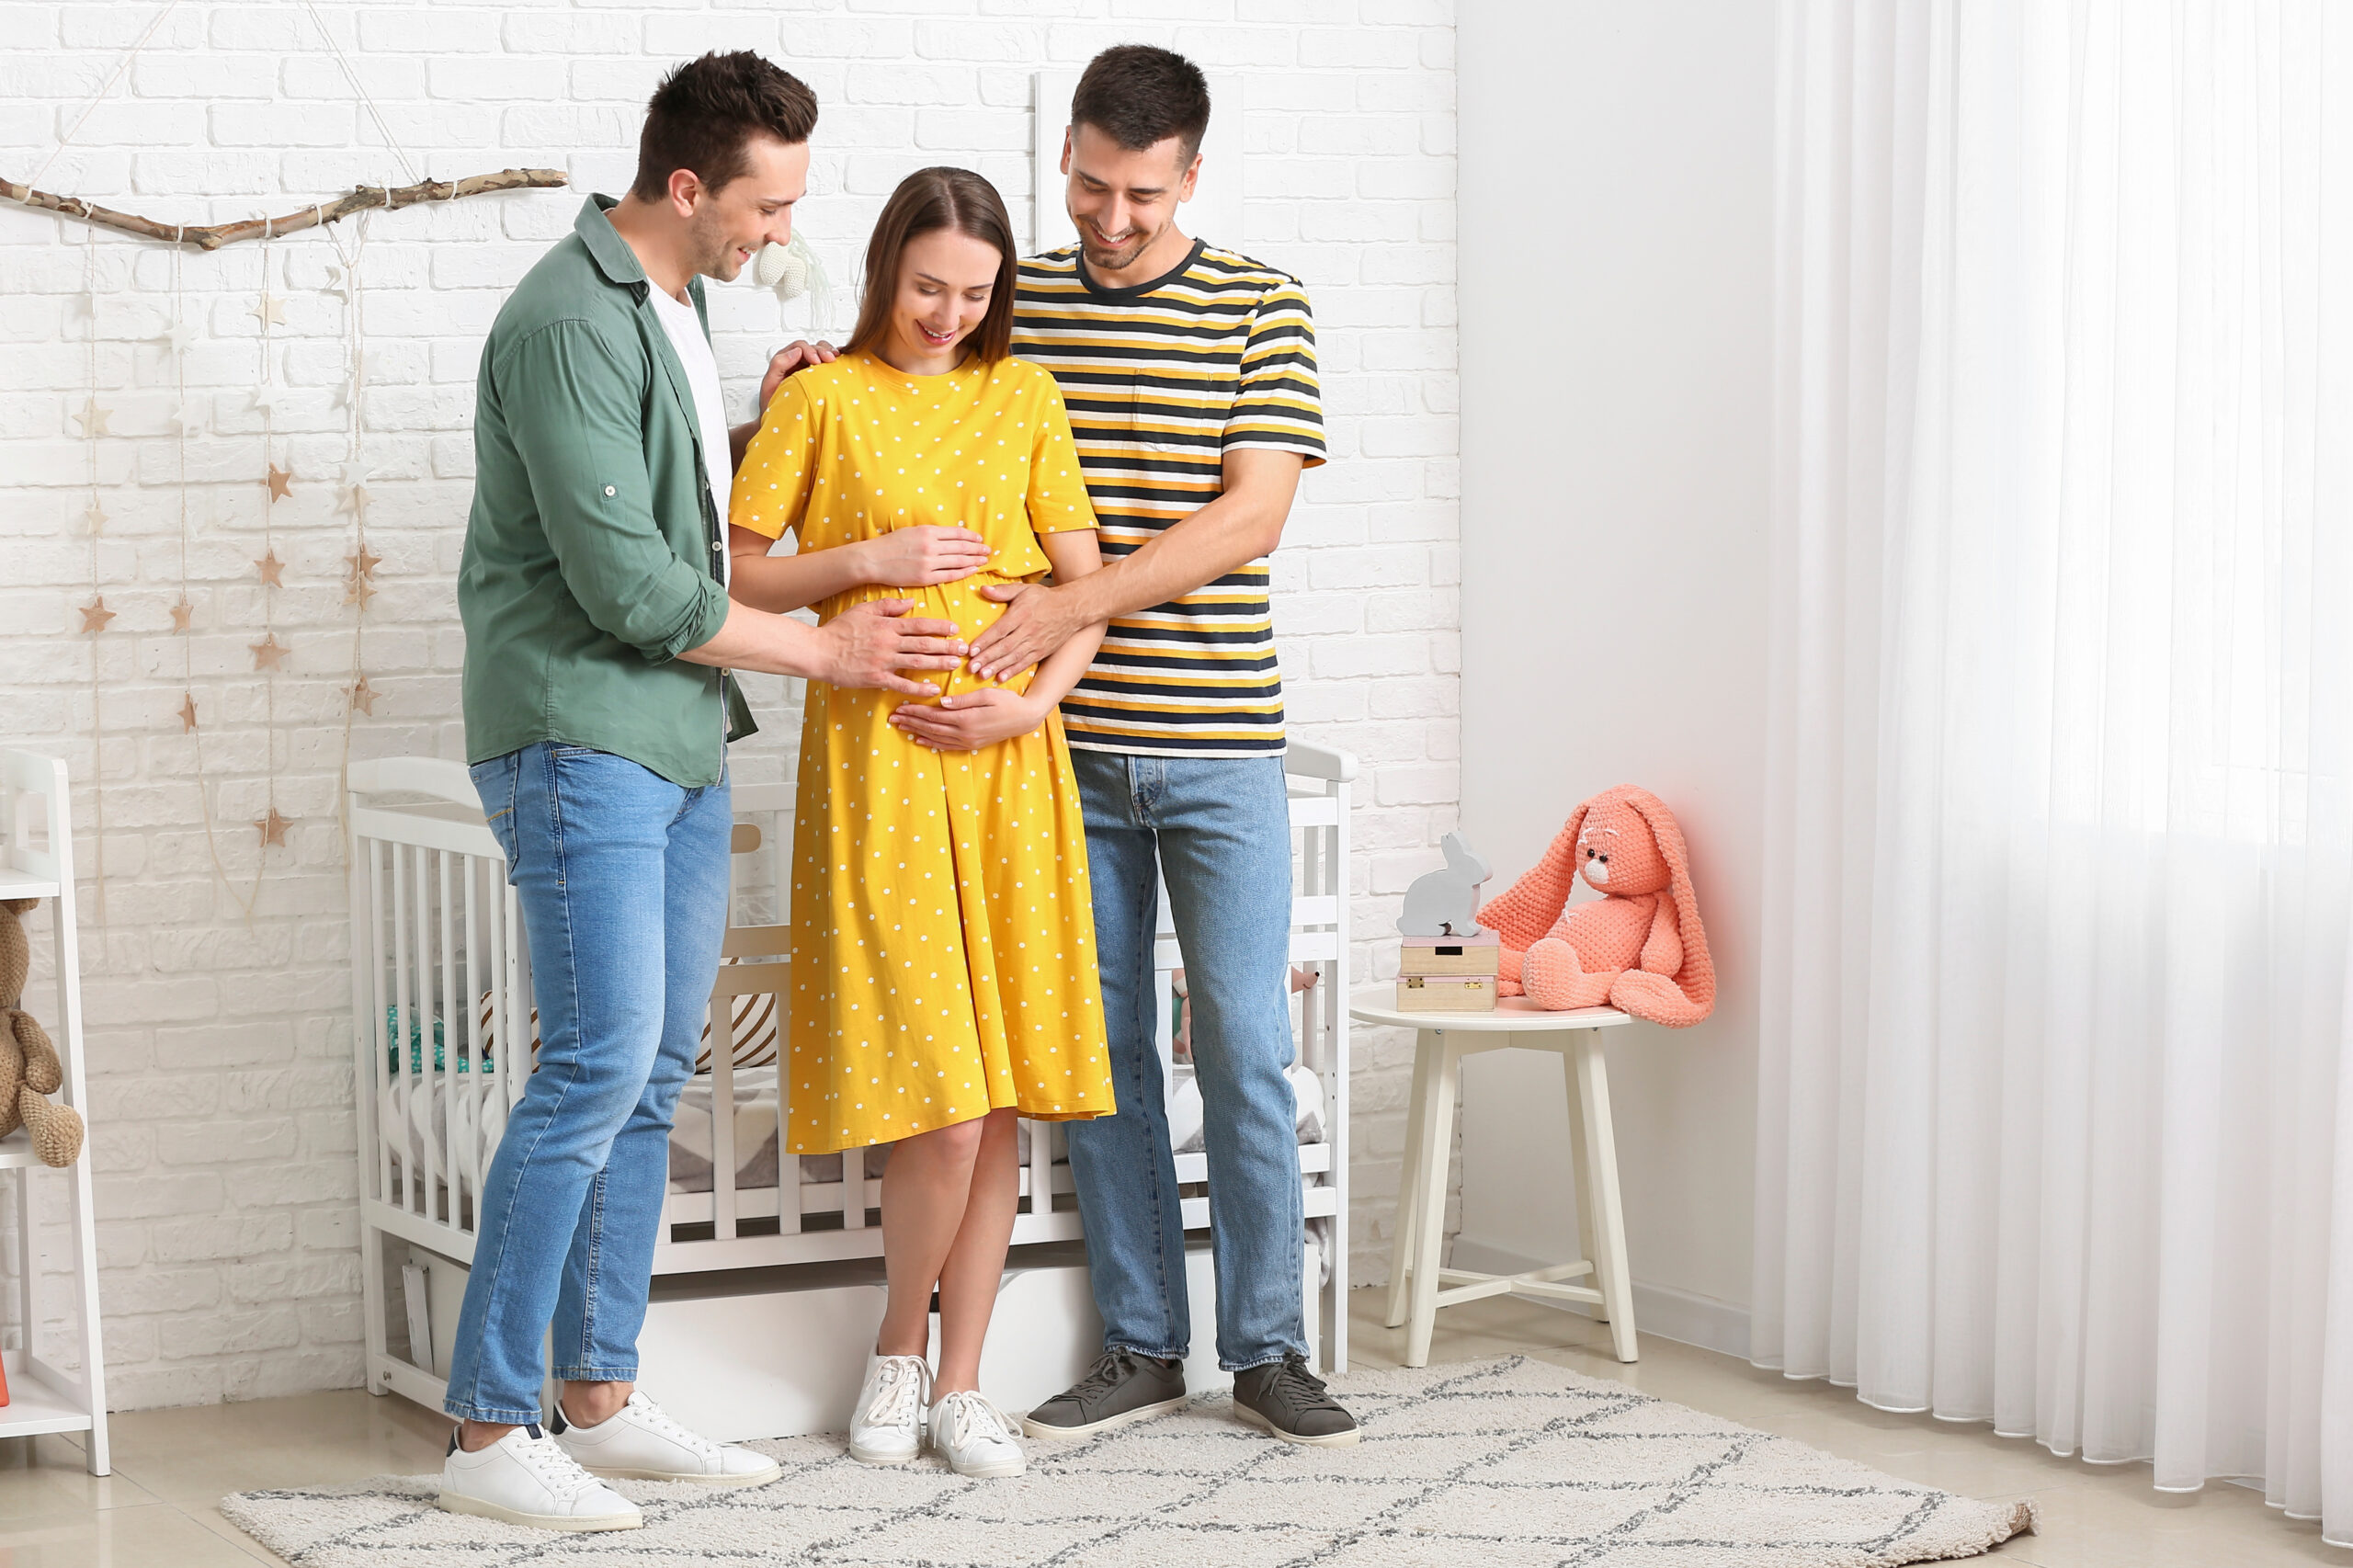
[1070,45,1211,162]
[631,51,818,203]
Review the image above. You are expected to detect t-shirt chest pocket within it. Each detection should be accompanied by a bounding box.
[1126,374,1233,457]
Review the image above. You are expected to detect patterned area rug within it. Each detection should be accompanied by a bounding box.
[221,1357,2036,1567]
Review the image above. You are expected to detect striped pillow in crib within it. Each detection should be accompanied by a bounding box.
[472,970,780,1074]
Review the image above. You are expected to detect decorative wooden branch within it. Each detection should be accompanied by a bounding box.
[0,167,569,251]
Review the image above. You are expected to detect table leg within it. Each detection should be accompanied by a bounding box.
[1573,1030,1638,1361]
[1560,1040,1606,1324]
[1404,1033,1458,1369]
[1385,1028,1437,1329]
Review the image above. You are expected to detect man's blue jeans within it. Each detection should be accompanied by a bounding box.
[441,743,732,1425]
[1066,750,1305,1371]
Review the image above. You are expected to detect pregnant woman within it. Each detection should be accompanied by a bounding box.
[728,167,1113,1479]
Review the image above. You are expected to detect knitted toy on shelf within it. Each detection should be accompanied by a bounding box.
[1477,786,1716,1028]
[0,900,86,1166]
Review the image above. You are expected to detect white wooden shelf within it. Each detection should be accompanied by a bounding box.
[0,750,109,1474]
[0,868,60,900]
[0,1351,97,1439]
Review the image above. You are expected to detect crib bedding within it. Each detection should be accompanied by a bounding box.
[381,1061,1328,1198]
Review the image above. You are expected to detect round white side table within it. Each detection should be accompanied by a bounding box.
[1350,989,1639,1368]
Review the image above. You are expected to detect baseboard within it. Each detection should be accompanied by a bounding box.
[1443,1238,1752,1361]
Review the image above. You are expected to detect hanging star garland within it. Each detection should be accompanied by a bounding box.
[72,397,111,437]
[156,318,195,354]
[81,496,108,535]
[169,597,194,631]
[176,693,198,733]
[348,676,380,715]
[79,597,116,633]
[323,263,353,303]
[254,807,290,847]
[248,383,290,417]
[345,574,378,611]
[346,543,381,580]
[166,401,204,438]
[249,632,289,671]
[256,549,286,588]
[248,291,287,328]
[266,463,293,502]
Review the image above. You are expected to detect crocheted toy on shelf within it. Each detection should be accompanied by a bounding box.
[1477,786,1717,1028]
[0,899,86,1166]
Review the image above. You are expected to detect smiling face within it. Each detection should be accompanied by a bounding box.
[680,132,809,283]
[881,226,1003,373]
[1061,121,1199,277]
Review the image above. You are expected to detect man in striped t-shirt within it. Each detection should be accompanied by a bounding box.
[972,46,1356,1449]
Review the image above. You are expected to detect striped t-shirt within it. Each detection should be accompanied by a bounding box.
[1013,239,1324,756]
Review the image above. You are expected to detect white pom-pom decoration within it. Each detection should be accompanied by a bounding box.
[754,241,811,299]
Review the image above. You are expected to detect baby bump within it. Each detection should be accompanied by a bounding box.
[826,572,1035,706]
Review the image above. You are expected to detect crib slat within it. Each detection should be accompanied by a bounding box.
[710,984,737,1243]
[440,849,460,1216]
[461,853,482,1210]
[412,844,437,1218]
[366,838,393,1215]
[390,840,413,1215]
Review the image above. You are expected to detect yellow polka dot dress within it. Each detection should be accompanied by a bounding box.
[732,353,1114,1154]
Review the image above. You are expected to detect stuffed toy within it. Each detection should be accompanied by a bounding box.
[0,900,85,1166]
[1478,786,1716,1028]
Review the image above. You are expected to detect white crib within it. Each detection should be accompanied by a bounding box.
[347,744,1354,1426]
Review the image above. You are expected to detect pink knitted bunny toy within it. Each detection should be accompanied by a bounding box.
[1478,785,1716,1028]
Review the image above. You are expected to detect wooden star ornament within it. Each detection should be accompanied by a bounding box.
[266,463,293,502]
[255,807,290,847]
[169,598,194,631]
[249,632,290,671]
[256,550,286,588]
[348,676,380,716]
[79,597,117,633]
[345,574,378,611]
[72,397,110,437]
[249,292,287,328]
[176,692,199,733]
[347,544,381,580]
[81,496,108,535]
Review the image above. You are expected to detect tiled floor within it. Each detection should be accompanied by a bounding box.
[0,1290,2338,1565]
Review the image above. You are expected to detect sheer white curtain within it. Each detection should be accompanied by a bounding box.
[1756,0,2353,1541]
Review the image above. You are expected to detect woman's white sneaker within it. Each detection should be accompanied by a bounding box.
[437,1424,642,1533]
[929,1390,1025,1478]
[848,1353,931,1466]
[551,1391,782,1487]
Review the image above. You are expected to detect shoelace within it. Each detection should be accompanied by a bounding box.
[936,1390,1016,1450]
[623,1393,719,1458]
[510,1433,606,1500]
[1064,1348,1140,1403]
[1267,1356,1342,1412]
[863,1356,929,1430]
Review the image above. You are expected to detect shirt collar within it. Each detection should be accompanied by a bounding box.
[575,194,647,290]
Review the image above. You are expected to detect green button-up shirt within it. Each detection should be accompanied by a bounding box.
[459,195,752,788]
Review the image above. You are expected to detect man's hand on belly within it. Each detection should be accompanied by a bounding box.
[968,581,1084,683]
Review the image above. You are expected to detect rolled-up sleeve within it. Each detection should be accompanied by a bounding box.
[498,318,728,662]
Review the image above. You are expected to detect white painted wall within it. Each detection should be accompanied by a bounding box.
[1448,1,1775,1352]
[0,0,1458,1408]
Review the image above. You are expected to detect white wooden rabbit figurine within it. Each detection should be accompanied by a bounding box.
[1399,831,1492,937]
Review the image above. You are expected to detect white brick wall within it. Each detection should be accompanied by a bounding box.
[0,0,1458,1410]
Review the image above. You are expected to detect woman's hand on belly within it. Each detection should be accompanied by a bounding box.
[888,687,1049,751]
[856,526,993,589]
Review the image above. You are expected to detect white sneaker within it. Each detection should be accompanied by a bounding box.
[552,1391,782,1488]
[437,1424,642,1533]
[848,1352,931,1466]
[929,1390,1025,1478]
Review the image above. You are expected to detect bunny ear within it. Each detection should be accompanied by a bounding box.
[1625,789,1716,1016]
[1480,790,1609,950]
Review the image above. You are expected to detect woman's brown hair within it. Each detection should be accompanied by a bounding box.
[845,167,1018,365]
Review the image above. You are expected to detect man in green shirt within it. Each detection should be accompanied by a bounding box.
[438,53,962,1533]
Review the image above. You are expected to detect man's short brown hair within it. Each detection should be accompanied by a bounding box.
[1070,45,1211,162]
[631,51,818,203]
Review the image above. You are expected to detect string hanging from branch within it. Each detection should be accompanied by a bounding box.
[0,168,567,251]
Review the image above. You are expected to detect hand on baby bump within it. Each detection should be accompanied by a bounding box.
[858,525,993,588]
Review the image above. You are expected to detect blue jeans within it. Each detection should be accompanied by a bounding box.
[1065,750,1304,1371]
[441,743,732,1425]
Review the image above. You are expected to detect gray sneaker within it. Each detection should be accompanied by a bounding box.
[1232,1355,1359,1447]
[1022,1349,1188,1439]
